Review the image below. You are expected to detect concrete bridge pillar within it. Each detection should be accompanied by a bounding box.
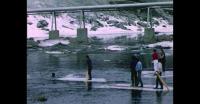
[49,12,59,39]
[76,10,88,44]
[77,28,88,43]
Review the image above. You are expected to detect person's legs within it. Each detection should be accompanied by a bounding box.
[155,76,159,88]
[88,69,92,80]
[138,71,143,87]
[131,70,136,86]
[131,70,134,86]
[159,73,163,89]
[135,72,138,86]
[135,71,138,86]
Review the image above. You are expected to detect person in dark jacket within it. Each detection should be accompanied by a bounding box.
[130,55,138,87]
[86,55,92,80]
[159,47,166,73]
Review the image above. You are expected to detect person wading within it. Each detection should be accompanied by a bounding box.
[135,58,143,87]
[152,49,159,72]
[154,59,163,89]
[159,47,166,73]
[130,55,138,87]
[86,55,92,80]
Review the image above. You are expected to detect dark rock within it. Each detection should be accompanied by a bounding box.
[41,28,49,31]
[37,20,48,28]
[128,21,136,26]
[120,22,128,26]
[155,45,171,49]
[62,25,74,30]
[95,20,103,27]
[152,20,159,25]
[104,17,109,21]
[88,18,94,24]
[70,21,74,24]
[28,38,34,41]
[114,23,128,30]
[27,22,33,25]
[162,25,166,27]
[137,21,147,27]
[107,20,119,25]
[90,26,98,31]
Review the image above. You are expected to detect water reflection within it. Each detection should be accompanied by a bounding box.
[156,91,163,104]
[75,53,173,69]
[84,81,92,91]
[48,55,60,68]
[131,90,143,104]
[76,52,87,70]
[27,50,173,104]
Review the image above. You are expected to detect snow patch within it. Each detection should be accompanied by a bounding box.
[38,39,69,47]
[147,41,173,48]
[105,45,126,51]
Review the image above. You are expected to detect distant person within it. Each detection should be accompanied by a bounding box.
[135,58,143,87]
[130,55,138,87]
[152,49,159,72]
[51,73,56,84]
[52,73,55,78]
[159,47,166,73]
[86,55,92,80]
[154,59,163,89]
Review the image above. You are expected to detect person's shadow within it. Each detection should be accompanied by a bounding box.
[131,90,142,104]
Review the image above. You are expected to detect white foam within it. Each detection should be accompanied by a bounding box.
[45,51,64,54]
[57,77,107,82]
[95,84,173,91]
[143,75,173,78]
[142,71,173,78]
[105,45,127,51]
[104,60,111,62]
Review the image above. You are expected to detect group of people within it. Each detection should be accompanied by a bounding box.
[130,48,166,89]
[85,48,166,89]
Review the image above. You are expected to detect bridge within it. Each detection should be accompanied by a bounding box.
[27,1,173,43]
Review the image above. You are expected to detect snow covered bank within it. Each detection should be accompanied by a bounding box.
[27,14,173,40]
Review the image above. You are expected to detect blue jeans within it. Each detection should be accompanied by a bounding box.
[137,70,143,86]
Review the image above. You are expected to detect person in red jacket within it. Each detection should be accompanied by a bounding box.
[152,49,159,72]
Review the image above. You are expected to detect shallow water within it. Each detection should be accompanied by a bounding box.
[27,49,173,104]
